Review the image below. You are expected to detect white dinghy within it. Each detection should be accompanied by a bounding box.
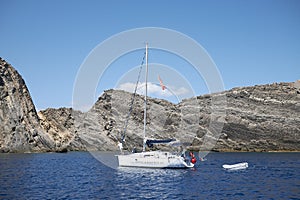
[222,162,248,170]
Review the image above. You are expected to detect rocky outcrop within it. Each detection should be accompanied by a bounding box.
[0,57,299,152]
[0,58,54,152]
[215,82,300,151]
[80,90,185,151]
[39,85,300,152]
[37,89,205,152]
[38,108,85,152]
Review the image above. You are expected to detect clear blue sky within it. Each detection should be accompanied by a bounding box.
[0,0,299,110]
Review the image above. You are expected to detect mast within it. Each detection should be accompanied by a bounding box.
[142,43,148,152]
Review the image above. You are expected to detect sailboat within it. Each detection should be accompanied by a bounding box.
[116,44,196,168]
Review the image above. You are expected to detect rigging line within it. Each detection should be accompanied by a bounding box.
[121,51,146,142]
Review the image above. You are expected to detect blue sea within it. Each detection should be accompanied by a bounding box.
[0,152,299,199]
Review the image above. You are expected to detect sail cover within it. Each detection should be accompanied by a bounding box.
[146,138,176,148]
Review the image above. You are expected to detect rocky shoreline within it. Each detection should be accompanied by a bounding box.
[1,57,299,153]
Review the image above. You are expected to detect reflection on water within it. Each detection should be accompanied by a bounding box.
[115,167,192,199]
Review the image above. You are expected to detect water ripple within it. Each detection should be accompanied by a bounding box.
[0,152,299,199]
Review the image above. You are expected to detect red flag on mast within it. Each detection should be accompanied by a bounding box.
[158,75,166,90]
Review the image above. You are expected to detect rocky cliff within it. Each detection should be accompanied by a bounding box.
[197,82,300,151]
[0,58,299,152]
[0,58,54,152]
[38,84,300,152]
[38,108,85,152]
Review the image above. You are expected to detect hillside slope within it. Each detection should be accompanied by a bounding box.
[1,58,299,152]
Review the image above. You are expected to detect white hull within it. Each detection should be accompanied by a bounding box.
[117,151,194,168]
[222,162,248,170]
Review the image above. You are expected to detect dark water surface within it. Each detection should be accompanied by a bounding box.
[0,152,299,199]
